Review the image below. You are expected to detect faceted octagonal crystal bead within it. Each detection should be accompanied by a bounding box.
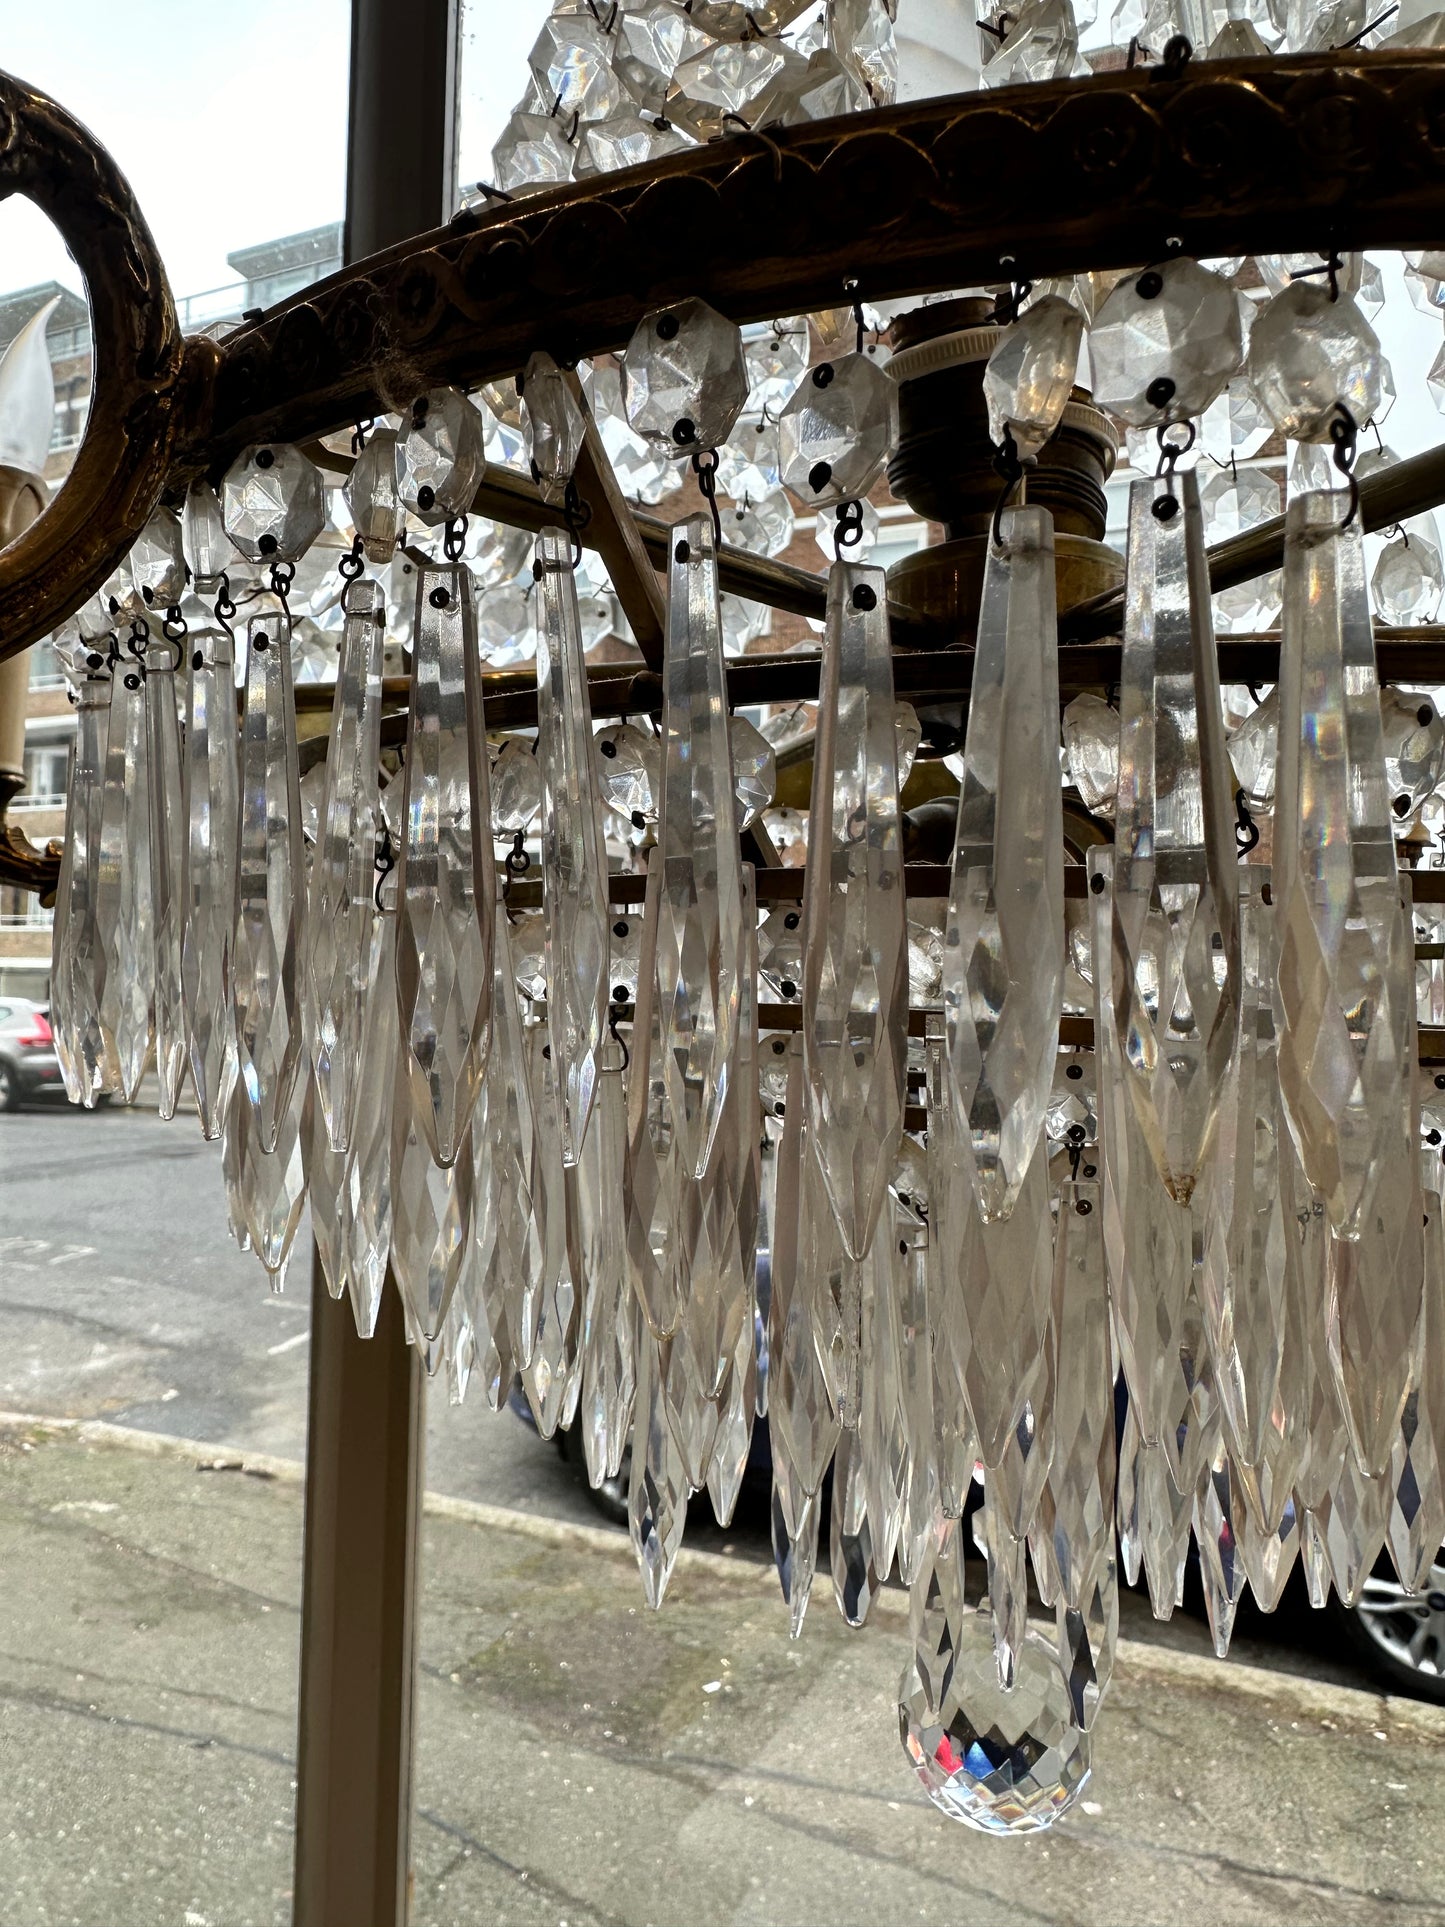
[1090,259,1244,427]
[614,0,709,114]
[620,298,749,457]
[1199,461,1280,540]
[221,443,327,564]
[1227,688,1279,814]
[345,427,402,564]
[1373,532,1445,625]
[395,388,488,526]
[730,716,776,830]
[745,318,809,413]
[595,720,660,827]
[528,16,622,124]
[1247,283,1382,442]
[1062,691,1120,821]
[1380,687,1445,816]
[983,294,1084,460]
[520,350,585,503]
[129,507,187,611]
[490,737,543,834]
[778,353,899,508]
[490,111,575,196]
[725,489,795,559]
[983,0,1079,88]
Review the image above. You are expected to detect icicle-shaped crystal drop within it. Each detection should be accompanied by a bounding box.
[1388,1156,1445,1593]
[706,1302,757,1528]
[1037,1179,1117,1728]
[1275,489,1414,1239]
[1193,1438,1249,1657]
[341,912,398,1341]
[305,577,385,1152]
[1090,844,1193,1452]
[894,1198,937,1589]
[803,560,907,1261]
[535,527,610,1164]
[473,906,543,1384]
[767,1038,841,1626]
[145,639,186,1117]
[395,562,495,1168]
[389,1053,474,1351]
[1109,468,1240,1200]
[233,613,305,1153]
[1200,866,1289,1491]
[51,678,115,1105]
[577,1045,636,1486]
[521,1022,583,1437]
[629,1328,690,1609]
[943,505,1062,1221]
[626,859,685,1339]
[925,1023,979,1517]
[830,1425,881,1627]
[653,513,746,1180]
[182,625,239,1140]
[861,1224,907,1585]
[233,1072,310,1292]
[307,1084,348,1301]
[96,652,154,1101]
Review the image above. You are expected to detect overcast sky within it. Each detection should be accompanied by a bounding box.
[0,4,1440,457]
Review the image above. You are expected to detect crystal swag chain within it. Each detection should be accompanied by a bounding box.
[43,184,1445,1837]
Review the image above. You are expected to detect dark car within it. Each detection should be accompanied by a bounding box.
[0,998,68,1110]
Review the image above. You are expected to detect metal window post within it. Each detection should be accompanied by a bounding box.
[292,6,458,1924]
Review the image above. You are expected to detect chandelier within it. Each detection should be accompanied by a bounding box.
[6,9,1445,1839]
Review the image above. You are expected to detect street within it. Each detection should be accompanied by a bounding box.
[2,1102,1445,1926]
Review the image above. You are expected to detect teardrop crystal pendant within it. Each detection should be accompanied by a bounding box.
[576,1043,636,1486]
[943,503,1063,1222]
[182,624,240,1140]
[145,636,187,1118]
[234,613,305,1153]
[1108,467,1240,1202]
[227,1069,310,1292]
[924,1022,980,1520]
[51,676,115,1106]
[629,1325,690,1610]
[389,1053,474,1352]
[1274,489,1414,1240]
[520,1020,583,1438]
[802,559,907,1267]
[534,527,610,1164]
[394,563,495,1168]
[341,911,399,1341]
[304,577,386,1152]
[96,648,154,1102]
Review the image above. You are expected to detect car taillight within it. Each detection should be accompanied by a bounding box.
[17,1014,52,1048]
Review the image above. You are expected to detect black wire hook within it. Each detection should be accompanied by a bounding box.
[1329,403,1361,529]
[1235,788,1261,857]
[692,449,723,547]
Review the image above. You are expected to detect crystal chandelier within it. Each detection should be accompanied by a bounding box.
[9,4,1445,1839]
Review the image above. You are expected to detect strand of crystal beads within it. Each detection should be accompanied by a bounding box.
[577,1042,636,1487]
[51,677,114,1106]
[520,1021,583,1438]
[924,1022,980,1520]
[472,905,543,1391]
[341,912,398,1340]
[943,503,1063,1221]
[801,561,907,1424]
[304,577,386,1153]
[1199,865,1289,1504]
[182,624,240,1140]
[145,637,186,1117]
[1036,1179,1117,1729]
[1388,1156,1445,1592]
[1275,489,1414,1241]
[395,562,495,1168]
[233,612,305,1153]
[96,648,154,1101]
[535,527,611,1164]
[1109,466,1240,1200]
[767,1037,841,1636]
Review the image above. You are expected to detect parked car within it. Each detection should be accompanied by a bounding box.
[0,998,68,1110]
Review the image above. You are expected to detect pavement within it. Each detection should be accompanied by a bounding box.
[3,1103,1445,1925]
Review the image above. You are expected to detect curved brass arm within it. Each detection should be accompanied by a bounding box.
[0,69,190,662]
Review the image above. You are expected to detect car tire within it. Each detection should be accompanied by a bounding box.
[0,1059,19,1113]
[1328,1560,1445,1705]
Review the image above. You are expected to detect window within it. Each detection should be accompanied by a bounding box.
[27,638,64,690]
[19,740,67,809]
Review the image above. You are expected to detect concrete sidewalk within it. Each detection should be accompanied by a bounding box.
[1,1420,1443,1927]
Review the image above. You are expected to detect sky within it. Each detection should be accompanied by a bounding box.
[0,3,1441,458]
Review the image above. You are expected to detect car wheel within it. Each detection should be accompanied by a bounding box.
[0,1060,18,1113]
[1332,1560,1445,1704]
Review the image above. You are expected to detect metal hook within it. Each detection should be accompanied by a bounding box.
[1329,403,1361,529]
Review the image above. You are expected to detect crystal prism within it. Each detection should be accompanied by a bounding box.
[802,561,907,1265]
[944,505,1063,1221]
[50,676,114,1106]
[983,295,1083,460]
[1388,1159,1445,1592]
[96,651,153,1103]
[394,563,495,1168]
[521,353,586,504]
[629,1329,690,1609]
[233,613,305,1154]
[521,1022,583,1437]
[183,480,231,590]
[181,625,239,1139]
[305,578,385,1153]
[535,527,611,1164]
[145,637,186,1118]
[345,427,402,564]
[577,1046,636,1484]
[341,914,398,1340]
[1274,492,1413,1238]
